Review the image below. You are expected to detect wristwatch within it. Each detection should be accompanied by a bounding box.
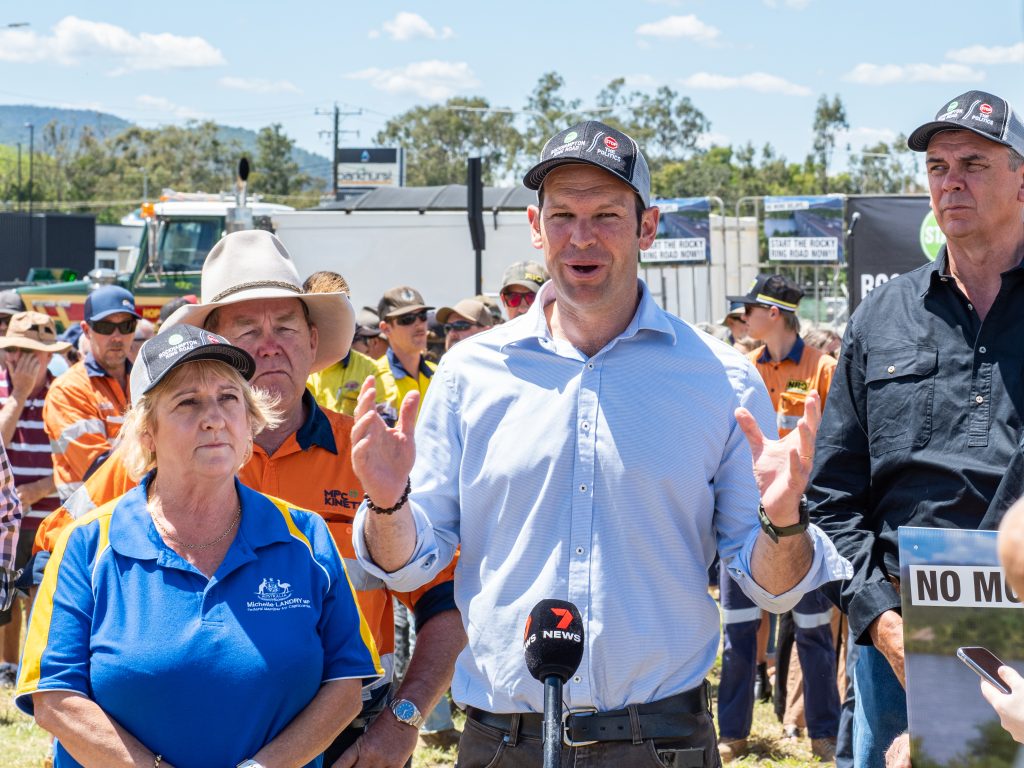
[236,760,265,768]
[758,495,810,544]
[391,697,425,729]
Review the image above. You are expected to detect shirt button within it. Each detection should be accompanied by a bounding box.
[887,365,896,374]
[582,421,590,431]
[587,363,594,369]
[573,675,582,683]
[979,346,987,354]
[968,303,974,311]
[941,277,949,282]
[976,395,984,404]
[576,546,584,555]
[579,484,587,493]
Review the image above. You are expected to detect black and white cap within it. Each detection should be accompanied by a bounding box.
[907,90,1024,155]
[523,120,651,207]
[129,324,255,407]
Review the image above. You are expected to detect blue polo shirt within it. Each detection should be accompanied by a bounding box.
[16,474,382,768]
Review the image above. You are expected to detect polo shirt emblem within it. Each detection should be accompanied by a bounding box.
[247,577,311,612]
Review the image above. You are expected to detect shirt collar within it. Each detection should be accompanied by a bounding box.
[295,389,337,454]
[757,335,804,364]
[84,352,131,379]
[386,347,434,381]
[108,472,294,561]
[500,279,677,350]
[922,246,1024,297]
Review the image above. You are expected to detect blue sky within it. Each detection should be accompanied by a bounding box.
[1,1,1023,178]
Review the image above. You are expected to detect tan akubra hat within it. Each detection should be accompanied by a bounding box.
[0,311,71,354]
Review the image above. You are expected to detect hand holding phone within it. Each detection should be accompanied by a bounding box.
[958,646,1012,695]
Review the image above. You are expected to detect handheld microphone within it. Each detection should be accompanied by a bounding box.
[524,599,584,767]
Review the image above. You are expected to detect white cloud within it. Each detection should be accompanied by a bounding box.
[218,77,300,94]
[135,94,203,120]
[696,131,730,149]
[635,15,719,43]
[0,16,224,73]
[680,71,811,96]
[844,62,983,85]
[837,127,899,150]
[371,12,454,41]
[346,60,478,100]
[946,42,1024,65]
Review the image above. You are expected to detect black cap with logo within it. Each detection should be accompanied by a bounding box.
[727,274,804,313]
[907,90,1024,155]
[523,120,651,207]
[129,324,255,407]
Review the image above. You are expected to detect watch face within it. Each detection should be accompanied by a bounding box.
[394,700,417,722]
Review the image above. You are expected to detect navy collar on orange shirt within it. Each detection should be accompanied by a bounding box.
[295,389,337,454]
[757,335,804,365]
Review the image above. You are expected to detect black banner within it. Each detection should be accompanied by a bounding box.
[846,196,936,313]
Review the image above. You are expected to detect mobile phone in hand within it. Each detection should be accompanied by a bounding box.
[957,646,1012,695]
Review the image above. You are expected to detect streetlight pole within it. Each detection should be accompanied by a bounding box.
[25,122,34,215]
[16,142,21,211]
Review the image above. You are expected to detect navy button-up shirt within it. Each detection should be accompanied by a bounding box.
[810,249,1024,644]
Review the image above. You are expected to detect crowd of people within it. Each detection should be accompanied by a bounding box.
[0,86,1022,768]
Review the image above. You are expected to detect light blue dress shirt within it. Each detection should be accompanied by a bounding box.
[354,280,851,714]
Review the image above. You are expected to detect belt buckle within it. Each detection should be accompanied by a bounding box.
[562,706,599,748]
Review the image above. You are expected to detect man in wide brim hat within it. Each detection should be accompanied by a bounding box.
[162,229,354,372]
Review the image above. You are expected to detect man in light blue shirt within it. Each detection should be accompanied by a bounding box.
[352,120,851,767]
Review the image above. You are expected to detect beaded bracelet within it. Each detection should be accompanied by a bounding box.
[365,478,412,515]
[154,756,163,768]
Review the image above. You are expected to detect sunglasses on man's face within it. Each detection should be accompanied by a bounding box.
[502,291,536,309]
[444,321,479,333]
[394,310,428,326]
[89,318,138,335]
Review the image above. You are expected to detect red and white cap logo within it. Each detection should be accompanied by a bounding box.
[980,103,993,115]
[604,136,618,151]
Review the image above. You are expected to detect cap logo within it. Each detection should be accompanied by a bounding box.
[525,272,544,284]
[122,299,132,307]
[948,101,959,110]
[167,333,185,346]
[563,131,578,144]
[604,136,618,151]
[400,289,415,302]
[980,103,993,115]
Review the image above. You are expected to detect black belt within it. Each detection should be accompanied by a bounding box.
[465,682,711,747]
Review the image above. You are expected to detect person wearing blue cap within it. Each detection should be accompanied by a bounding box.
[41,285,141,505]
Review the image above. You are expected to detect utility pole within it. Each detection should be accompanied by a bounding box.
[25,122,34,215]
[16,142,21,211]
[316,103,360,199]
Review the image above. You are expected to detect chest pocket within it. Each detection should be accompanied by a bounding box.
[864,346,937,456]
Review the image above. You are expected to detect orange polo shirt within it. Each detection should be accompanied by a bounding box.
[748,337,836,437]
[42,355,130,503]
[34,392,456,685]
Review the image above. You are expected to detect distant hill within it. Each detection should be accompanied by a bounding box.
[0,105,331,186]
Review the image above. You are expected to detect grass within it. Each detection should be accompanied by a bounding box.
[2,667,827,768]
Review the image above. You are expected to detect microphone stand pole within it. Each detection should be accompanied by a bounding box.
[543,674,563,768]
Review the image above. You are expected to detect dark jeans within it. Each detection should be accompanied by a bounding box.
[455,711,721,768]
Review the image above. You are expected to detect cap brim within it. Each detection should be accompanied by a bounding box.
[907,121,1011,152]
[161,287,355,373]
[725,294,753,305]
[90,307,143,322]
[383,305,433,319]
[0,337,71,353]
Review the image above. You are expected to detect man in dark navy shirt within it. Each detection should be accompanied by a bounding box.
[810,89,1024,768]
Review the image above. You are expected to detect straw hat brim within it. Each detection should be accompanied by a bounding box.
[161,286,354,373]
[0,337,71,354]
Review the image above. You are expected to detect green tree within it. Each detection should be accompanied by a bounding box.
[251,123,311,196]
[376,96,522,186]
[811,94,849,192]
[847,134,922,194]
[522,72,582,159]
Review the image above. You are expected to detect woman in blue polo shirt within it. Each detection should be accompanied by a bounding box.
[16,325,382,768]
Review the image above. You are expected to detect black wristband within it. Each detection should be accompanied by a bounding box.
[365,478,412,515]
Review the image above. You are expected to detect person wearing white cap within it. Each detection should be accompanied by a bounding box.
[32,229,464,768]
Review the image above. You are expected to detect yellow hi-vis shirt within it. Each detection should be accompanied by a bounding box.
[306,350,386,417]
[375,349,435,424]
